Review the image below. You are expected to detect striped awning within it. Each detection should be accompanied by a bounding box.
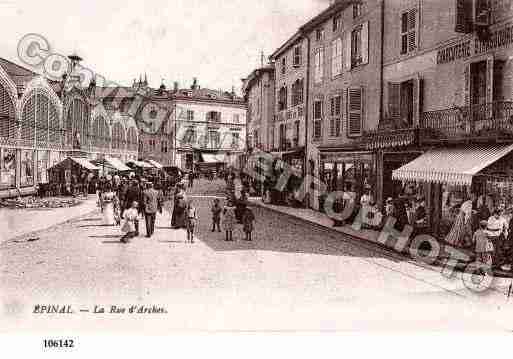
[392,144,513,185]
[146,159,164,169]
[128,160,153,169]
[104,156,131,171]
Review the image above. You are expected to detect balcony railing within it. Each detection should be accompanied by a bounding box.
[420,101,513,140]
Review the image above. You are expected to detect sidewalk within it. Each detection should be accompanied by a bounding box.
[0,196,98,242]
[248,198,478,268]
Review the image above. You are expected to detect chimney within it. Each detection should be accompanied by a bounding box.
[173,81,179,92]
[191,77,198,90]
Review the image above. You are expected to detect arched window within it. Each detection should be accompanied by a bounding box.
[102,118,110,148]
[20,91,60,148]
[0,83,17,139]
[21,95,35,146]
[65,98,89,148]
[112,122,125,150]
[127,127,137,151]
[91,116,100,147]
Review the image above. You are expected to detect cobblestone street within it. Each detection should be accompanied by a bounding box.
[1,179,512,332]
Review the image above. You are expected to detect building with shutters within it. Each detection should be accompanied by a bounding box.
[300,0,384,210]
[362,0,513,239]
[171,80,247,172]
[0,56,139,198]
[242,64,275,152]
[269,31,309,185]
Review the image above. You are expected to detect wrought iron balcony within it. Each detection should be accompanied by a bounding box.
[420,101,513,142]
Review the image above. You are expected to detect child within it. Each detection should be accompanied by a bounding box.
[121,201,139,243]
[113,193,121,226]
[474,220,494,267]
[223,199,237,241]
[211,198,222,232]
[185,200,198,244]
[242,206,255,241]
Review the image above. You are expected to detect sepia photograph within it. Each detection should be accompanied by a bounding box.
[1,0,513,355]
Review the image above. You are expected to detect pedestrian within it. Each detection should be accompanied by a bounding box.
[211,198,222,232]
[171,183,187,229]
[143,182,162,238]
[121,201,139,244]
[241,206,255,241]
[223,199,237,241]
[474,220,494,267]
[124,180,141,235]
[487,209,509,268]
[113,191,121,226]
[185,200,198,243]
[188,171,194,188]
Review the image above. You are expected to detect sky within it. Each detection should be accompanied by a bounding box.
[0,0,331,94]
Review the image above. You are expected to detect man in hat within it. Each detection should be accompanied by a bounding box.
[143,182,162,238]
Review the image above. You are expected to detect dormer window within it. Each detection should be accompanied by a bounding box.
[316,28,324,42]
[333,13,341,32]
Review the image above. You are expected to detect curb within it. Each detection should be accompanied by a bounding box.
[249,200,513,280]
[2,200,99,244]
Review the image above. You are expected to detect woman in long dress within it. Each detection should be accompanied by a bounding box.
[445,198,473,247]
[102,190,116,225]
[171,184,188,229]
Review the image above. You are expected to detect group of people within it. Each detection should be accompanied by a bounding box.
[97,176,165,243]
[96,169,257,245]
[444,193,513,269]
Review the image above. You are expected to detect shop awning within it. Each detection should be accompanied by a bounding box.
[392,144,513,185]
[128,160,153,169]
[146,159,164,169]
[71,157,99,170]
[103,156,131,171]
[49,157,99,171]
[201,154,225,163]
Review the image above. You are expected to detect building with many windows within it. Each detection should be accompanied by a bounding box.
[172,79,247,171]
[301,0,384,210]
[242,65,275,152]
[363,0,513,239]
[269,30,309,186]
[0,56,139,198]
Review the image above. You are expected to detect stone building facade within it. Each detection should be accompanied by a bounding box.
[242,65,275,152]
[301,0,384,210]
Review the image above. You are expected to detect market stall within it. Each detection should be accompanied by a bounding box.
[92,156,132,177]
[47,157,99,196]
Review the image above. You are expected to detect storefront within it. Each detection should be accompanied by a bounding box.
[393,144,513,243]
[319,151,375,199]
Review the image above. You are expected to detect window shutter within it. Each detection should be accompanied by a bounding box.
[413,77,423,126]
[408,8,418,52]
[463,64,471,106]
[347,87,363,136]
[455,0,473,33]
[361,21,369,65]
[401,13,408,54]
[486,56,494,104]
[344,31,351,70]
[388,82,401,120]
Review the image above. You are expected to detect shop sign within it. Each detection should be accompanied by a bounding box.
[437,22,513,64]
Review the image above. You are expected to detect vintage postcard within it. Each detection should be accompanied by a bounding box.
[1,0,513,354]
